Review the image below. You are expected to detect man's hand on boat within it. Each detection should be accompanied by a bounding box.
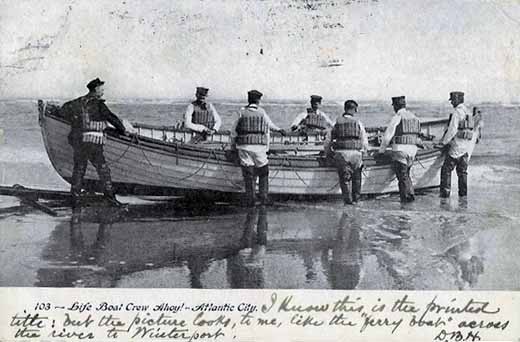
[373,151,387,157]
[203,128,216,135]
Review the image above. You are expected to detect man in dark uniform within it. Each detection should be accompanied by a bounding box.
[290,95,334,133]
[184,87,222,142]
[61,78,127,208]
[378,96,421,203]
[231,90,285,206]
[327,100,368,205]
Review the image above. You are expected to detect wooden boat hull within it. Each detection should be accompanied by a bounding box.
[38,101,446,197]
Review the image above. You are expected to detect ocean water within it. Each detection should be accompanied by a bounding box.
[0,99,519,290]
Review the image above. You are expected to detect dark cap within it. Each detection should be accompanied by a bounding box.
[196,87,209,95]
[449,91,464,101]
[392,96,406,107]
[344,99,359,110]
[310,95,322,103]
[87,78,104,91]
[247,89,263,101]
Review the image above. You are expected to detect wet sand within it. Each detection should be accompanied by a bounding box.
[1,181,519,290]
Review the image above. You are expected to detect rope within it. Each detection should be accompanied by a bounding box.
[294,170,309,186]
[415,157,426,169]
[282,156,309,186]
[327,180,339,192]
[212,150,243,190]
[269,167,280,181]
[133,135,212,182]
[106,139,133,166]
[176,151,212,182]
[126,134,158,169]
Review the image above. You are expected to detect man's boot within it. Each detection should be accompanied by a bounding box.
[457,154,469,197]
[405,166,415,202]
[71,167,85,209]
[440,158,453,198]
[338,168,353,205]
[242,166,256,207]
[393,161,407,202]
[352,167,362,203]
[98,163,123,207]
[258,165,272,205]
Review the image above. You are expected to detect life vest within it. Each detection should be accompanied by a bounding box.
[393,117,421,145]
[331,117,362,150]
[235,110,268,145]
[80,97,108,145]
[191,101,215,129]
[303,109,327,130]
[456,114,474,140]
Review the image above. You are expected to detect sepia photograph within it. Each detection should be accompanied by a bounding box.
[1,0,519,293]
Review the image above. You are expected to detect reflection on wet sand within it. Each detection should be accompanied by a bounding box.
[32,198,498,289]
[36,207,246,287]
[227,207,268,288]
[321,212,362,290]
[435,198,485,290]
[367,213,414,290]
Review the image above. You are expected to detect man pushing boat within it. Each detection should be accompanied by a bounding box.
[326,100,369,205]
[231,90,285,206]
[378,96,422,203]
[437,91,482,198]
[60,78,128,210]
[290,95,334,134]
[183,86,222,143]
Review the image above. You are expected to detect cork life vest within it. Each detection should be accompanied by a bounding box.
[456,113,474,140]
[303,108,327,130]
[235,109,268,145]
[393,116,421,145]
[80,97,108,145]
[331,116,362,150]
[191,101,215,129]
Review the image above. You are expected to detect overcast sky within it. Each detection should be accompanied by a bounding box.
[1,0,519,102]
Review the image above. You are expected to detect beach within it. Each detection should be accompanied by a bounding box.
[0,99,519,290]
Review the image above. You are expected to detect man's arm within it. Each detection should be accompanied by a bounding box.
[209,103,222,131]
[184,104,206,133]
[440,111,459,145]
[100,102,126,134]
[323,129,334,156]
[230,111,240,141]
[262,109,281,131]
[320,111,335,127]
[290,112,307,130]
[359,121,369,153]
[378,115,401,153]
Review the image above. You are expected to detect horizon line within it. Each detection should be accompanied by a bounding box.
[0,96,514,104]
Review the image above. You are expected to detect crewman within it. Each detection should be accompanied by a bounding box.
[61,78,127,209]
[290,95,334,133]
[378,96,421,203]
[327,100,369,205]
[231,90,285,206]
[437,91,477,198]
[184,87,222,142]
